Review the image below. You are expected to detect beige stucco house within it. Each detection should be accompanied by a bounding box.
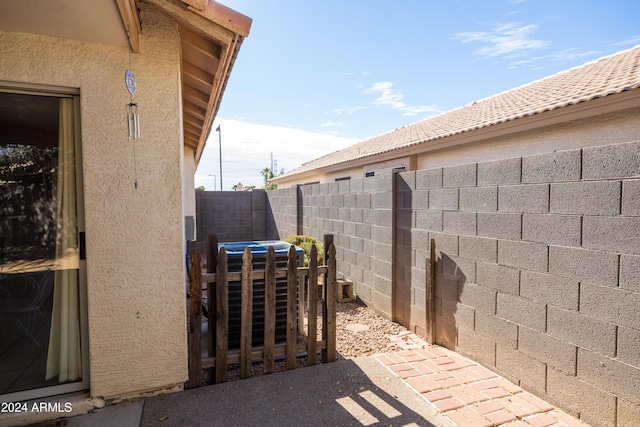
[0,0,250,424]
[274,46,640,187]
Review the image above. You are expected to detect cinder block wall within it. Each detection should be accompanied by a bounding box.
[266,175,395,319]
[405,140,640,427]
[264,139,639,426]
[195,190,267,246]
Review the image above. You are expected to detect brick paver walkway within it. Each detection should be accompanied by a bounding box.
[376,332,591,427]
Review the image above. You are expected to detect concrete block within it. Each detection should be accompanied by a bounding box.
[349,207,363,223]
[459,235,498,263]
[398,171,416,190]
[356,223,371,240]
[356,192,371,208]
[521,148,582,183]
[440,254,476,283]
[373,192,393,210]
[415,168,443,190]
[577,348,640,404]
[583,140,640,180]
[496,293,546,332]
[547,367,617,427]
[495,345,546,391]
[498,184,549,214]
[477,157,521,186]
[549,246,619,286]
[475,311,518,349]
[349,178,364,193]
[429,188,459,211]
[618,325,640,367]
[344,192,357,208]
[477,212,522,240]
[497,239,548,273]
[429,232,459,256]
[415,210,443,231]
[411,229,429,250]
[583,216,640,255]
[443,163,477,188]
[443,211,477,235]
[457,325,496,365]
[435,275,459,302]
[476,262,520,295]
[620,255,640,293]
[550,181,621,215]
[413,189,429,210]
[522,213,581,247]
[374,174,394,192]
[459,186,498,212]
[337,279,355,302]
[622,179,640,215]
[518,326,577,374]
[438,297,475,330]
[580,282,640,330]
[435,315,457,350]
[618,397,640,427]
[520,270,579,311]
[458,282,496,314]
[374,209,393,227]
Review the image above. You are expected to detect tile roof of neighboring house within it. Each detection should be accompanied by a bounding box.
[284,45,640,177]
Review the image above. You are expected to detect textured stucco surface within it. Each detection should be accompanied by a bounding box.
[0,5,188,399]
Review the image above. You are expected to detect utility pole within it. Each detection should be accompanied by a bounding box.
[216,125,222,191]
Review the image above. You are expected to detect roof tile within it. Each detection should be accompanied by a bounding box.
[285,45,640,177]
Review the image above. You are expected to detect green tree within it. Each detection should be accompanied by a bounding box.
[260,167,278,190]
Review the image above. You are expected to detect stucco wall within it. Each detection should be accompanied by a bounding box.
[0,5,188,399]
[265,139,640,426]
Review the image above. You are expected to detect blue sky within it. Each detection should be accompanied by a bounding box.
[196,0,640,189]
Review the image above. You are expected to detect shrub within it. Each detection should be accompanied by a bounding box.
[284,235,324,266]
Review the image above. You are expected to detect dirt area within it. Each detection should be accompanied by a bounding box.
[200,299,412,384]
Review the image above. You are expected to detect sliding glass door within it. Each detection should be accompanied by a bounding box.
[0,87,88,402]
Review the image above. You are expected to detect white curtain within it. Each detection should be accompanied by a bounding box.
[46,98,82,382]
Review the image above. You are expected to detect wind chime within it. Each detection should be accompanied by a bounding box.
[125,66,140,189]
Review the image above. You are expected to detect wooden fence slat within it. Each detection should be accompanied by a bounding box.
[263,247,276,374]
[286,245,297,370]
[240,247,253,378]
[206,235,218,383]
[307,244,318,366]
[428,238,436,345]
[322,243,337,363]
[188,248,202,388]
[188,235,337,384]
[215,248,229,383]
[201,266,328,284]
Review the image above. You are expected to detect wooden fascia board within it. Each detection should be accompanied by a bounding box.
[116,0,141,53]
[186,1,252,37]
[144,0,235,45]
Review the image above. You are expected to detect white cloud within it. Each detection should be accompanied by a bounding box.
[363,82,439,116]
[321,120,346,127]
[194,118,358,190]
[327,106,369,115]
[453,22,549,58]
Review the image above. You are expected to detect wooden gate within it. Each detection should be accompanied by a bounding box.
[187,236,337,388]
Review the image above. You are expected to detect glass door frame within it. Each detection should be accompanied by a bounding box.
[0,81,90,403]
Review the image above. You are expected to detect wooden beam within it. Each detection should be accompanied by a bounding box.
[115,0,141,53]
[145,0,235,45]
[183,85,210,110]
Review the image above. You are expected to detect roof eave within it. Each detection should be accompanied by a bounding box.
[276,88,640,182]
[135,0,251,167]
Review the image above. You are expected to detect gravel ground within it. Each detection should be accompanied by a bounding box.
[199,298,410,384]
